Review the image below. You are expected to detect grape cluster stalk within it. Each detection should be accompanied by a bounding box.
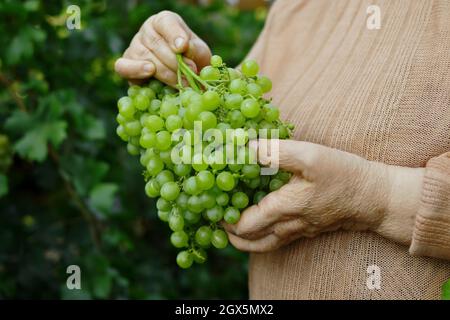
[116,54,294,268]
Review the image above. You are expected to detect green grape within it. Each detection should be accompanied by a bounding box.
[229,79,247,95]
[165,115,183,132]
[183,176,201,195]
[198,111,217,130]
[224,207,240,224]
[118,96,135,119]
[156,197,172,211]
[160,99,179,119]
[227,67,240,80]
[210,55,223,67]
[116,125,128,141]
[228,110,246,128]
[139,87,156,100]
[269,178,284,191]
[260,175,271,188]
[170,231,189,248]
[162,86,177,96]
[185,103,203,122]
[127,143,140,155]
[241,99,260,119]
[160,181,180,201]
[159,149,173,165]
[276,170,292,183]
[176,250,193,269]
[245,177,261,189]
[148,79,163,93]
[147,157,164,176]
[145,115,164,132]
[116,114,127,125]
[149,99,161,114]
[157,210,170,222]
[156,170,174,186]
[127,85,140,97]
[242,59,259,77]
[169,213,184,232]
[253,190,267,204]
[216,172,235,191]
[200,192,216,209]
[187,195,203,213]
[124,120,141,136]
[231,192,249,209]
[140,149,154,167]
[217,122,231,136]
[176,192,189,209]
[196,170,215,190]
[211,229,228,249]
[205,206,224,222]
[264,104,280,122]
[224,93,243,110]
[192,153,208,171]
[202,91,221,111]
[155,131,171,150]
[200,66,220,81]
[192,248,207,264]
[195,226,212,247]
[183,209,201,224]
[228,163,243,172]
[242,164,260,179]
[216,192,229,206]
[181,90,194,107]
[247,83,263,98]
[279,125,289,139]
[174,163,191,177]
[134,94,150,111]
[139,132,156,148]
[257,76,272,93]
[145,179,160,198]
[129,136,140,147]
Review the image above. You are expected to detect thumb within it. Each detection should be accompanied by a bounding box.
[225,176,309,238]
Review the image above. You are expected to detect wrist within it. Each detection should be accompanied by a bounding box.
[374,165,424,244]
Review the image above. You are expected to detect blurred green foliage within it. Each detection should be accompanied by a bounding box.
[0,0,265,299]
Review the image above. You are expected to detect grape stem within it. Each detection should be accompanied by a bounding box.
[176,54,212,91]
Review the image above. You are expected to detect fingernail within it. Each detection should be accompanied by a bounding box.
[175,37,185,49]
[143,63,153,73]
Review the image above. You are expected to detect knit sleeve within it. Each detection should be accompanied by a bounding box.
[410,152,450,260]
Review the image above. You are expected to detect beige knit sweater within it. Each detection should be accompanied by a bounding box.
[246,0,450,299]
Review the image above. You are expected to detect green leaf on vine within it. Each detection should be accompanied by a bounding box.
[89,183,118,215]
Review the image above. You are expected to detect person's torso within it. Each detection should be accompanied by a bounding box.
[249,0,450,299]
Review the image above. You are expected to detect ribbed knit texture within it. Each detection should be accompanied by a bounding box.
[246,0,450,299]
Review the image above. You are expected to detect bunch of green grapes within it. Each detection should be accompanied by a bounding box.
[115,54,293,268]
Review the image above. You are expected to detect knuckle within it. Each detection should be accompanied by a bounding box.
[154,10,174,25]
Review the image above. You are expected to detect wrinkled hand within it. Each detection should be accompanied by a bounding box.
[115,10,211,85]
[224,139,424,252]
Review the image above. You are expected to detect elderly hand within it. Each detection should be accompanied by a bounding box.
[224,139,424,252]
[115,10,211,85]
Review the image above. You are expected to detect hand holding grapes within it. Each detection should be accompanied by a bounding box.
[224,139,424,252]
[115,10,211,85]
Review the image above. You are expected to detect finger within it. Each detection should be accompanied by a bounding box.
[183,57,198,74]
[229,178,310,238]
[152,11,190,53]
[185,36,212,71]
[227,232,282,253]
[146,51,177,86]
[255,139,310,173]
[140,27,178,71]
[114,58,155,79]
